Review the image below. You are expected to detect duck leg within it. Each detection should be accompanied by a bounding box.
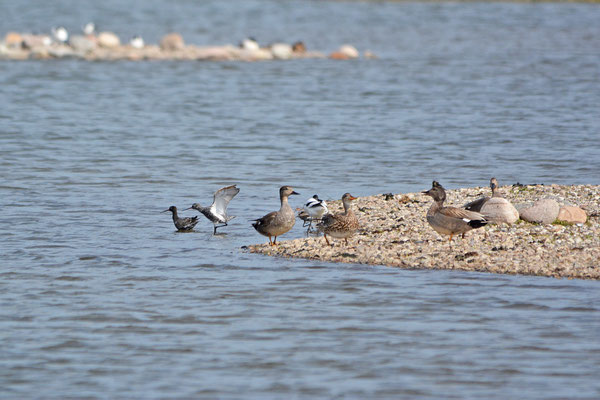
[268,236,273,246]
[324,234,331,246]
[344,238,348,245]
[273,236,278,246]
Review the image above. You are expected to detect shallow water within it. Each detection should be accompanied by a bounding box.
[1,1,600,399]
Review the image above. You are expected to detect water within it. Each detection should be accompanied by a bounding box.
[1,1,600,398]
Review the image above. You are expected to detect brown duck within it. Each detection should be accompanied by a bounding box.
[252,186,299,245]
[423,181,487,242]
[318,193,359,246]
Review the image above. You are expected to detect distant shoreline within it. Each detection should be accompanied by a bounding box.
[248,184,600,280]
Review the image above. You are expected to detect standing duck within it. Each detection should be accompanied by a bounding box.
[162,206,199,232]
[317,193,359,246]
[464,178,519,224]
[423,181,487,242]
[252,186,299,245]
[185,185,240,234]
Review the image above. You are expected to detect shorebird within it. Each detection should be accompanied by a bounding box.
[162,206,199,232]
[184,185,240,234]
[423,181,487,242]
[302,194,328,232]
[296,207,311,227]
[317,193,359,246]
[240,37,259,51]
[51,26,69,43]
[464,178,519,224]
[252,185,299,245]
[82,22,96,36]
[130,35,145,49]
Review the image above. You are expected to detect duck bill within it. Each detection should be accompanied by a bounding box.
[348,195,357,200]
[422,190,431,195]
[291,191,300,195]
[161,209,170,213]
[183,207,193,211]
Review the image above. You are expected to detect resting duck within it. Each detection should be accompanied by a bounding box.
[464,178,519,224]
[423,181,487,242]
[252,186,299,245]
[318,193,359,246]
[162,206,199,232]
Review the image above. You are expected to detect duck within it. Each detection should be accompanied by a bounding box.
[252,186,299,245]
[464,178,519,224]
[422,181,487,242]
[129,35,145,49]
[302,194,328,232]
[184,185,240,234]
[317,193,359,246]
[162,206,199,232]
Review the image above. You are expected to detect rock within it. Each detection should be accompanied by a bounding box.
[160,33,184,51]
[338,44,359,58]
[4,32,23,48]
[21,34,51,49]
[329,51,350,60]
[97,31,121,48]
[519,198,560,224]
[557,206,587,224]
[48,44,76,58]
[481,198,519,224]
[270,43,292,60]
[69,35,96,54]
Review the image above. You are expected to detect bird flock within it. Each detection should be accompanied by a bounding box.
[164,178,518,247]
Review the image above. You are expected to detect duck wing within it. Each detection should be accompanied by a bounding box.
[439,206,486,221]
[463,196,489,212]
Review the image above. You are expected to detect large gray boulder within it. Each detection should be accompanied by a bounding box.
[518,198,560,224]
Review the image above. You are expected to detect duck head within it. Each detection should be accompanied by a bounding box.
[280,186,299,198]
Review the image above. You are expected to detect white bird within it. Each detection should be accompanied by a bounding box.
[130,35,144,49]
[51,26,69,43]
[302,194,328,232]
[184,185,240,234]
[82,22,96,36]
[240,37,259,51]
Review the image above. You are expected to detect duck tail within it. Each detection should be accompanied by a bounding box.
[467,219,487,229]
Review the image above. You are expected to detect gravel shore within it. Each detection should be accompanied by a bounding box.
[247,184,600,280]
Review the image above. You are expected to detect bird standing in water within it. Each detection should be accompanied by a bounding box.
[162,206,199,232]
[185,185,240,234]
[252,186,299,245]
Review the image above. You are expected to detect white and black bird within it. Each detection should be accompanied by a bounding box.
[51,26,69,43]
[130,35,144,49]
[162,206,199,232]
[302,194,328,232]
[185,185,240,234]
[240,37,259,51]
